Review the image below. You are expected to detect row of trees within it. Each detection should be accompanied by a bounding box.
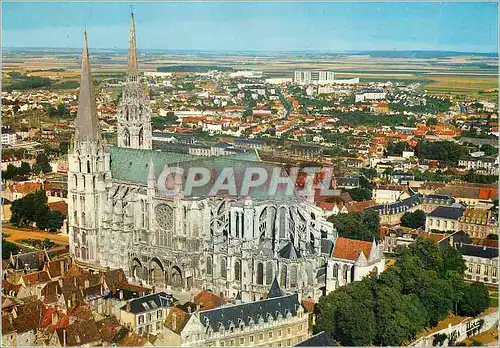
[10,189,65,232]
[315,239,491,346]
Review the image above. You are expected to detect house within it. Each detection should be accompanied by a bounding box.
[421,194,457,213]
[371,194,422,226]
[439,233,499,286]
[372,184,410,204]
[458,208,498,239]
[458,156,499,175]
[426,206,466,232]
[381,227,420,253]
[119,292,175,336]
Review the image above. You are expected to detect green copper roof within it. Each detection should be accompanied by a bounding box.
[109,147,297,201]
[110,146,196,184]
[109,147,260,186]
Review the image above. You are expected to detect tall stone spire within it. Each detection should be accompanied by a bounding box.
[75,31,101,142]
[127,12,139,80]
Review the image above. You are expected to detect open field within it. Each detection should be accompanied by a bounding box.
[2,51,498,99]
[2,226,69,245]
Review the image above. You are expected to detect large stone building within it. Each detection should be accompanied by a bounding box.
[68,14,384,303]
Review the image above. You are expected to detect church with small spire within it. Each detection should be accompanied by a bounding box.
[67,13,384,303]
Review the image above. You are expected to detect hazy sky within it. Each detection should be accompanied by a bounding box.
[3,1,498,52]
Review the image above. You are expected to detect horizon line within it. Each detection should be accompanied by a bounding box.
[3,47,499,55]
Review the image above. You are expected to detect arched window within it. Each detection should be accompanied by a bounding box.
[81,212,86,227]
[257,263,264,285]
[78,159,82,172]
[220,257,227,279]
[139,128,144,146]
[343,265,349,281]
[87,160,91,174]
[206,256,213,275]
[333,263,339,278]
[290,265,298,288]
[266,262,273,285]
[92,176,96,190]
[235,260,241,281]
[279,207,287,238]
[124,129,131,147]
[73,174,78,188]
[281,264,288,287]
[81,247,87,260]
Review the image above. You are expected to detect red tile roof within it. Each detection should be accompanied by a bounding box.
[48,201,68,216]
[193,290,224,310]
[332,237,373,261]
[478,188,498,200]
[302,298,315,313]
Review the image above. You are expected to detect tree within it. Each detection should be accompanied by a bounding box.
[33,153,52,173]
[427,117,439,127]
[400,209,426,228]
[480,144,498,156]
[10,188,52,230]
[19,161,31,175]
[457,282,490,317]
[2,238,20,259]
[346,187,372,201]
[59,141,69,155]
[327,210,380,241]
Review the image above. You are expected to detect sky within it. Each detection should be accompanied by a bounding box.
[2,1,498,53]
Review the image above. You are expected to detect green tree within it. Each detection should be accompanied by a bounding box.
[2,238,20,259]
[327,211,380,241]
[480,144,498,156]
[400,209,427,228]
[346,187,372,201]
[457,282,490,316]
[33,153,52,173]
[19,161,31,175]
[9,188,52,230]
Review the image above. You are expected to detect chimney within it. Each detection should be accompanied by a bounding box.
[52,312,59,325]
[63,329,67,347]
[126,300,131,312]
[73,277,77,287]
[188,306,192,314]
[119,290,124,300]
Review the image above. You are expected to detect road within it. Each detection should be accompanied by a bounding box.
[2,227,69,245]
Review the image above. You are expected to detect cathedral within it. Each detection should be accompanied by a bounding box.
[68,14,384,302]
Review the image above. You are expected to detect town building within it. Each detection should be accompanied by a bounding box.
[293,71,335,85]
[1,126,17,145]
[426,206,466,232]
[458,208,498,239]
[119,291,175,335]
[162,279,310,347]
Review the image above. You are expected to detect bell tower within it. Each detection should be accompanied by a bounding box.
[116,12,152,149]
[68,32,111,265]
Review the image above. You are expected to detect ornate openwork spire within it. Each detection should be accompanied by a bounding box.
[75,31,101,142]
[127,12,139,79]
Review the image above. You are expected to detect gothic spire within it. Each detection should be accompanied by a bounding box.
[127,12,139,79]
[75,31,101,142]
